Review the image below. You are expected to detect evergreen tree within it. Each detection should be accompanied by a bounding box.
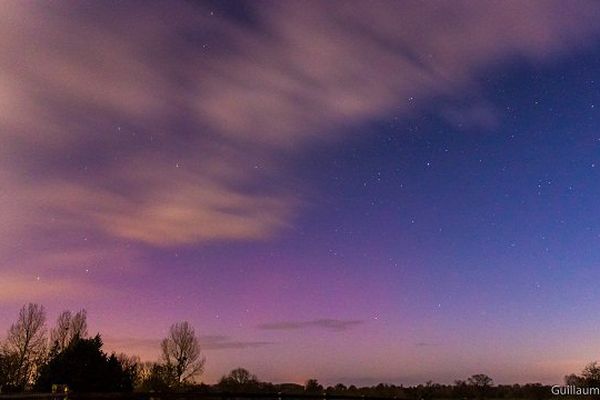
[35,335,134,393]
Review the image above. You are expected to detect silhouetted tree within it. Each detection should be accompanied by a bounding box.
[1,303,47,389]
[453,379,471,398]
[565,373,584,386]
[160,321,205,384]
[0,354,7,392]
[138,362,177,392]
[218,368,260,391]
[417,381,438,400]
[467,374,493,387]
[305,379,323,393]
[467,374,493,399]
[565,361,600,400]
[331,383,347,394]
[136,361,155,387]
[581,362,600,386]
[50,310,88,353]
[226,368,257,385]
[0,352,19,393]
[35,335,134,392]
[520,383,547,400]
[116,353,142,388]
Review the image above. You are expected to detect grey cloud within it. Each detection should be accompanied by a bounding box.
[103,335,273,357]
[258,319,364,332]
[414,342,439,347]
[200,335,274,350]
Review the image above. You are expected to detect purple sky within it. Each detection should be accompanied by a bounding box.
[2,0,600,385]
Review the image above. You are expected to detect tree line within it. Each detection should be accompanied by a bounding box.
[0,303,204,393]
[0,303,598,398]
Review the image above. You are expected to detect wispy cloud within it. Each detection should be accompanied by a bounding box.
[0,272,102,303]
[441,103,500,131]
[258,319,364,332]
[1,1,600,291]
[414,342,439,347]
[200,335,274,350]
[103,335,273,360]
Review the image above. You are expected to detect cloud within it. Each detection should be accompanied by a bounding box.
[258,319,364,332]
[441,103,500,131]
[0,272,101,303]
[200,335,274,350]
[29,166,294,247]
[1,0,600,284]
[414,342,439,347]
[103,335,273,360]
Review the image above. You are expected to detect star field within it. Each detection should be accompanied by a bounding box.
[1,0,600,386]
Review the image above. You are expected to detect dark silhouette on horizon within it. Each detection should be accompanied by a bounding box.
[0,303,596,399]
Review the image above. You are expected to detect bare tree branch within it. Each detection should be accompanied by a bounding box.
[50,309,88,352]
[2,304,47,388]
[160,321,205,384]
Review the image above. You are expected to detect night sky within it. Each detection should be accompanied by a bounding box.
[2,0,600,386]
